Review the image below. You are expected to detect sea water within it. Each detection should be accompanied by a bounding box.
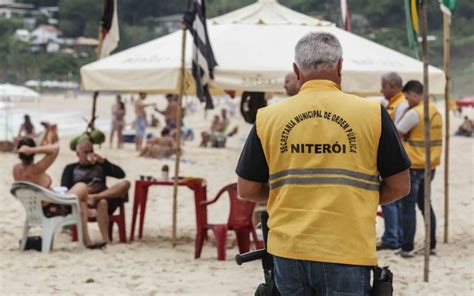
[0,100,109,141]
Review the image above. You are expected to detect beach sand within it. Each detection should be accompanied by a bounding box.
[0,94,472,295]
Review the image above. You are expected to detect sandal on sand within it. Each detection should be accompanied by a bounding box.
[86,241,107,250]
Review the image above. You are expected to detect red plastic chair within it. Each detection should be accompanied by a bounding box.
[72,202,127,243]
[194,183,259,261]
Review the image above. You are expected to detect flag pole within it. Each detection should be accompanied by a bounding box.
[443,12,450,244]
[420,0,431,282]
[90,0,107,131]
[171,16,188,248]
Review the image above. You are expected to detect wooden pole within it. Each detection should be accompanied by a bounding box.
[420,0,431,282]
[171,22,187,247]
[90,91,99,130]
[443,13,450,244]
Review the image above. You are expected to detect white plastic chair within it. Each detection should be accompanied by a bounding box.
[11,181,84,253]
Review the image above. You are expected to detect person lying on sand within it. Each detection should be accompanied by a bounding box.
[139,127,177,158]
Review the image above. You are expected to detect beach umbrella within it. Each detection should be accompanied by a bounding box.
[80,0,445,95]
[455,97,474,108]
[0,84,40,141]
[0,84,40,99]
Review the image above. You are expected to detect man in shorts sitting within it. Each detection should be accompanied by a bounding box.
[61,140,130,243]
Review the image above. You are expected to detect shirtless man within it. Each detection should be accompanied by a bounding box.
[155,94,179,130]
[134,93,154,151]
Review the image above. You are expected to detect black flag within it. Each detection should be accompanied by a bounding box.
[184,0,218,109]
[99,0,119,59]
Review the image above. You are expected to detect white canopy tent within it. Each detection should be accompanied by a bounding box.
[81,0,445,95]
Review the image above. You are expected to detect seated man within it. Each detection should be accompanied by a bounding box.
[200,109,238,148]
[139,127,177,158]
[61,140,130,243]
[455,116,473,137]
[200,115,221,147]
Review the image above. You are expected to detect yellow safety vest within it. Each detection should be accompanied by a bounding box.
[386,92,407,120]
[404,102,443,169]
[256,80,381,266]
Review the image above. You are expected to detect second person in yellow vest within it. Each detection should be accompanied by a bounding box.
[396,80,442,258]
[376,72,408,251]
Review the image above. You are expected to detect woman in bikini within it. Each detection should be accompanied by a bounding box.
[110,95,126,149]
[17,114,36,139]
[13,137,106,249]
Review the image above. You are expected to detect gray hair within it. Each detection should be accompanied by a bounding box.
[381,72,403,89]
[294,32,343,71]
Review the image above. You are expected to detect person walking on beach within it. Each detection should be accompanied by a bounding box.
[134,93,154,151]
[110,95,126,149]
[236,32,411,295]
[396,80,442,258]
[377,71,408,251]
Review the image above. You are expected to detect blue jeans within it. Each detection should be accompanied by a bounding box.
[381,200,403,247]
[273,256,371,296]
[401,169,437,252]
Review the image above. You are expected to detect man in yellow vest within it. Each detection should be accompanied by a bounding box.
[377,72,408,251]
[236,32,411,295]
[396,80,442,258]
[381,72,408,123]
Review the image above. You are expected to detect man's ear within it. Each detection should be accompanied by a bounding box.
[337,58,343,77]
[293,63,300,80]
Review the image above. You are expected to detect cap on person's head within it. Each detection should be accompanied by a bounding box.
[294,32,343,72]
[402,80,423,95]
[17,137,36,164]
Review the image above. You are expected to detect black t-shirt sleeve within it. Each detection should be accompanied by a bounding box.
[235,124,269,183]
[102,160,126,178]
[377,107,412,178]
[61,164,75,189]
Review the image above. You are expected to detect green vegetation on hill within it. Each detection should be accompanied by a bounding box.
[6,0,474,97]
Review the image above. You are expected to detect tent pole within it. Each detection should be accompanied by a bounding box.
[420,0,431,283]
[171,22,188,248]
[443,13,450,244]
[90,91,99,130]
